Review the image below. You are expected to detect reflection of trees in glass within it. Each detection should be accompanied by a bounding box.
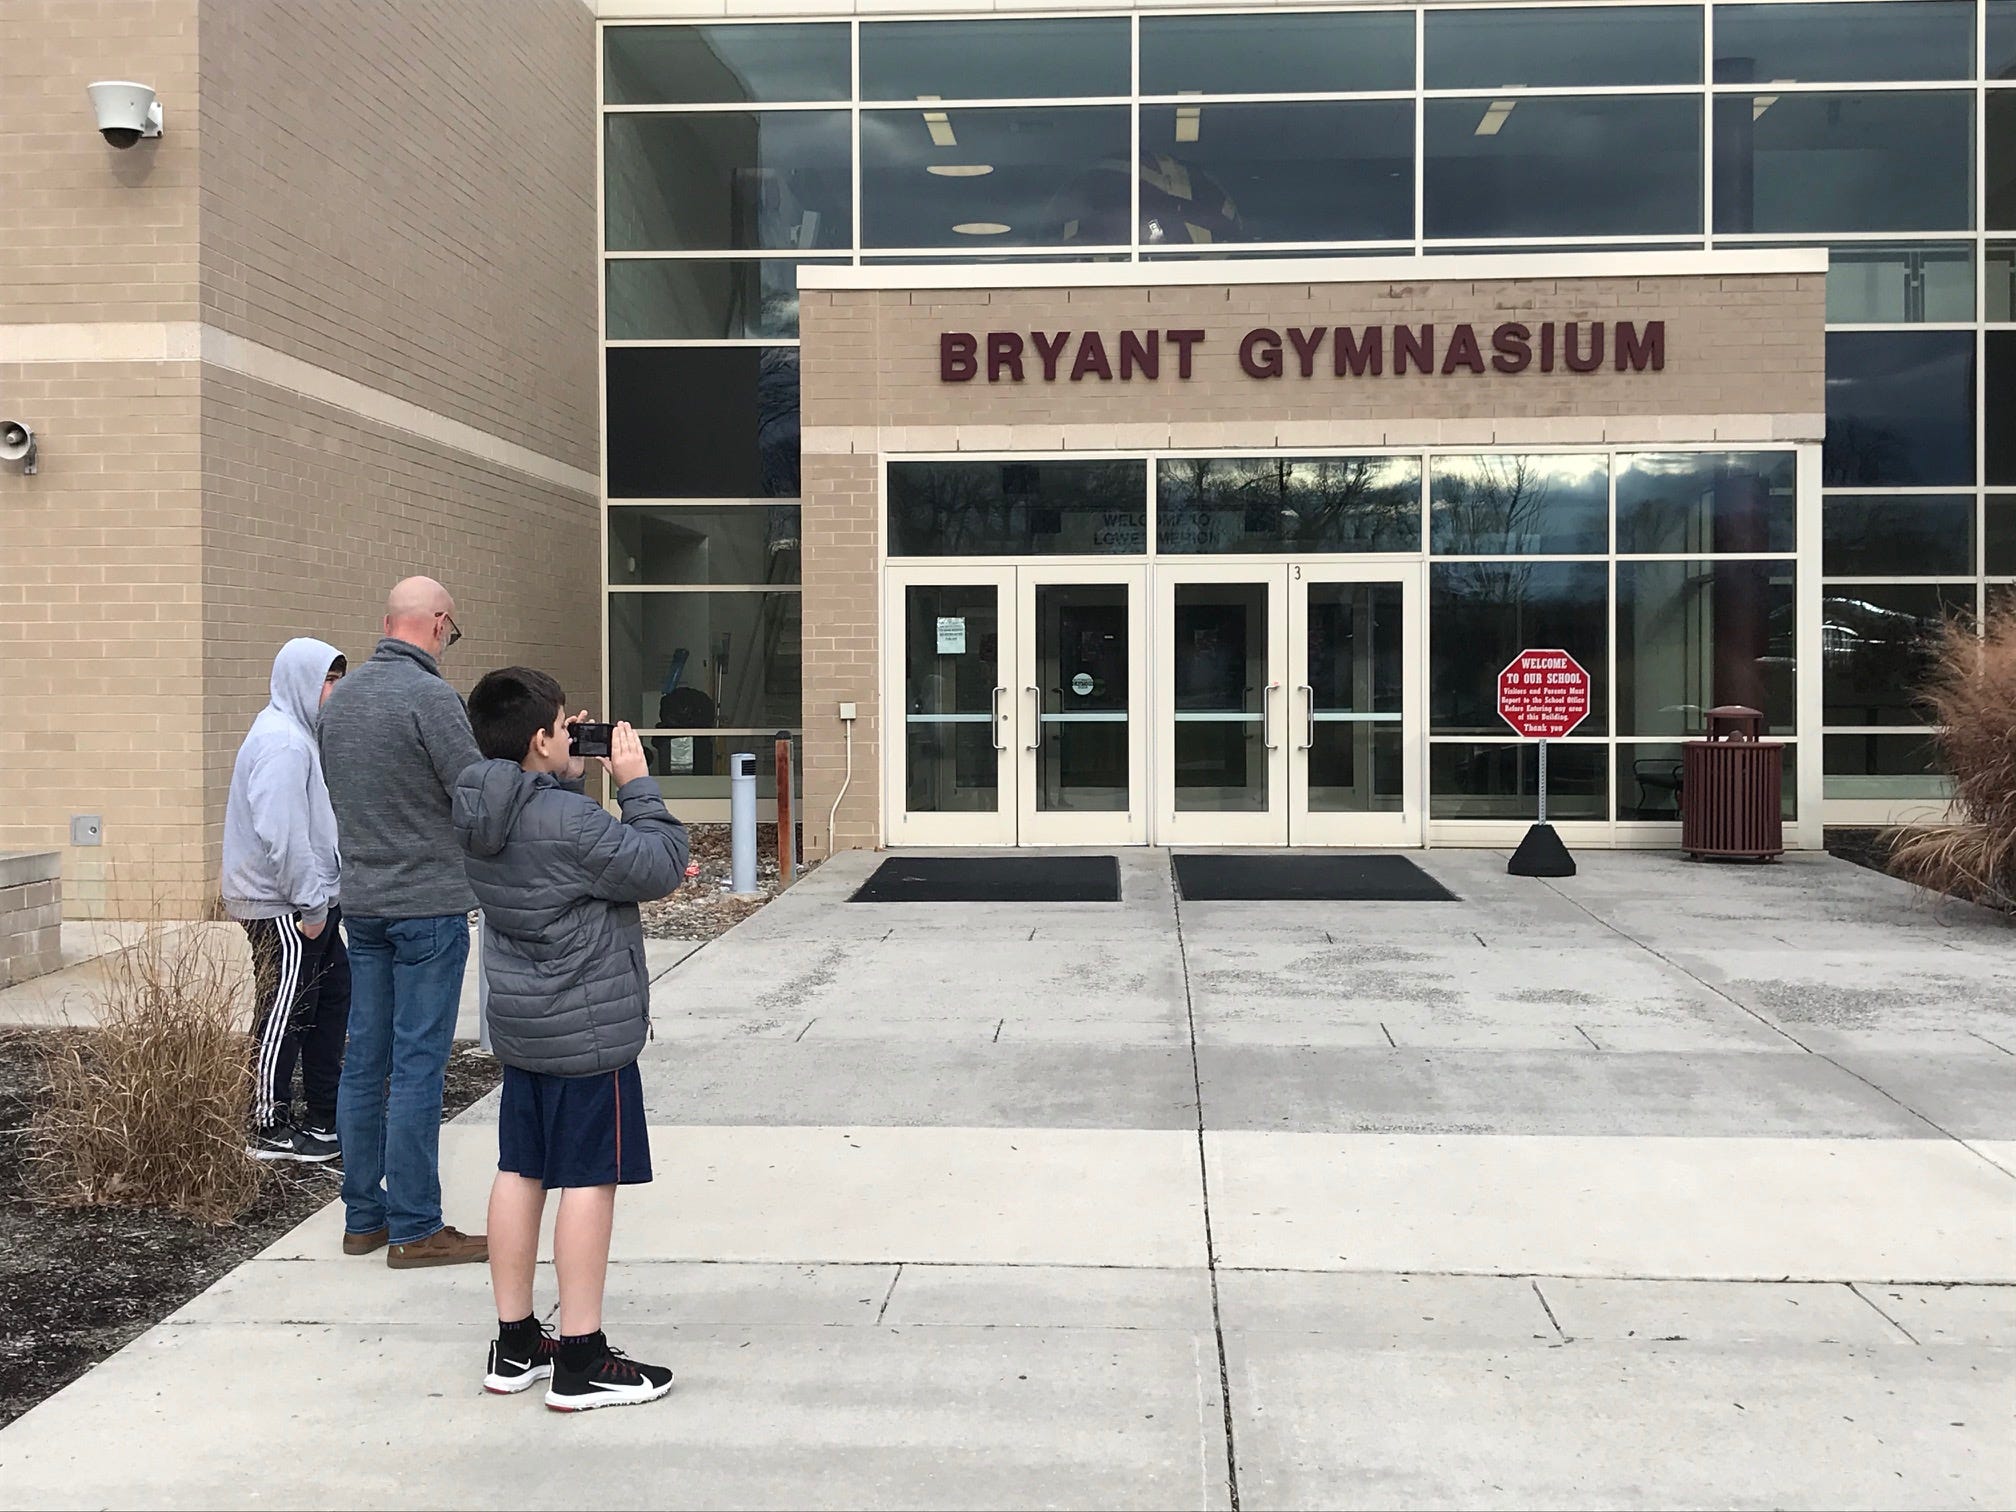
[889,462,1146,554]
[756,348,801,497]
[1431,454,1559,555]
[1158,457,1418,551]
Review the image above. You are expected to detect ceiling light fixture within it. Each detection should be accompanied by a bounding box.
[1175,104,1202,144]
[1752,82,1793,121]
[917,94,957,148]
[1474,100,1516,137]
[927,164,995,177]
[952,221,1011,236]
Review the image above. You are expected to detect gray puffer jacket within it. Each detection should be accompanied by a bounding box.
[452,760,688,1078]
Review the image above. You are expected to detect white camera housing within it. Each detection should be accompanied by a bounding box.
[1,421,37,475]
[87,82,163,149]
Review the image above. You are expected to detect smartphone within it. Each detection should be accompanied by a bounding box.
[569,721,614,758]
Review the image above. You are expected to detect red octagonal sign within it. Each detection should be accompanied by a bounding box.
[1498,649,1591,739]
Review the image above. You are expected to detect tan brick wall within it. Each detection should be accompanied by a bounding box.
[796,269,1827,856]
[198,366,600,882]
[0,361,209,915]
[196,0,598,471]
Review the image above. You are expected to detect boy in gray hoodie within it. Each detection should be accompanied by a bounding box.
[221,637,350,1163]
[452,667,687,1412]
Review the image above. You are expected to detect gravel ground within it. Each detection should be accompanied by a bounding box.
[0,1032,501,1430]
[640,822,807,941]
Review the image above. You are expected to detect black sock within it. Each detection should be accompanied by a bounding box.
[497,1314,541,1346]
[558,1330,605,1371]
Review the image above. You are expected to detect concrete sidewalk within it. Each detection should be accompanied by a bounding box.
[1,850,2013,1509]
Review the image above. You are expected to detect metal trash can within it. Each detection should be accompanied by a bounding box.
[1681,705,1785,861]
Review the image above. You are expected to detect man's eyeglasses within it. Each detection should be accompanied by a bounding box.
[441,613,462,649]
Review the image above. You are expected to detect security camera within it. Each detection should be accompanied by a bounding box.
[1,421,36,475]
[87,82,163,149]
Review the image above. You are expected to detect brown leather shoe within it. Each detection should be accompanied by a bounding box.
[386,1224,488,1269]
[343,1227,389,1256]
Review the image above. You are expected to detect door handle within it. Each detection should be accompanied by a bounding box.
[1025,686,1043,750]
[1261,681,1281,750]
[990,685,1007,751]
[1296,683,1314,751]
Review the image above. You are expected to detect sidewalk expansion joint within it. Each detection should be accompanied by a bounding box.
[875,1264,903,1325]
[1847,1282,1921,1345]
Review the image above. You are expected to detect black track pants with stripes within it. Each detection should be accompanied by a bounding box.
[243,908,350,1131]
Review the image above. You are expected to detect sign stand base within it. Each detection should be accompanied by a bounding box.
[1508,822,1576,878]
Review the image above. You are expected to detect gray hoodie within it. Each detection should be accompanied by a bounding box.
[222,638,344,927]
[453,760,687,1078]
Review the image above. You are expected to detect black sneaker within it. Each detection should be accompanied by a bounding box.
[483,1325,559,1395]
[545,1342,673,1413]
[247,1122,337,1164]
[293,1125,340,1162]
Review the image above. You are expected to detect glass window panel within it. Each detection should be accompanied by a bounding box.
[1823,732,1951,800]
[1430,454,1609,556]
[1822,332,1977,488]
[1815,242,1976,323]
[1821,582,1973,725]
[860,18,1129,101]
[608,506,801,586]
[1033,583,1132,814]
[604,24,850,104]
[1141,12,1414,95]
[639,735,800,803]
[1988,495,2016,574]
[1991,332,2016,485]
[606,348,799,498]
[608,591,801,734]
[606,258,837,340]
[888,460,1148,556]
[1173,582,1274,813]
[1711,3,1976,83]
[1713,92,1973,235]
[903,584,1003,815]
[1430,742,1608,820]
[1617,741,1796,821]
[1615,451,1796,555]
[1994,94,2016,229]
[1616,560,1798,737]
[1305,582,1406,815]
[1430,562,1610,735]
[1823,496,1977,576]
[861,106,1130,249]
[1991,242,2016,321]
[1994,0,2016,79]
[605,112,851,252]
[1139,102,1414,246]
[1157,456,1422,554]
[1425,6,1701,87]
[1425,97,1702,239]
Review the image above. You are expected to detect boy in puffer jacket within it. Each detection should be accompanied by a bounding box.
[452,667,687,1413]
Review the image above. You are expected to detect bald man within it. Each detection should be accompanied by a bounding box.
[318,578,488,1269]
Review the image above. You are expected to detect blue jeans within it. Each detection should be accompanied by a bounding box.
[337,915,468,1244]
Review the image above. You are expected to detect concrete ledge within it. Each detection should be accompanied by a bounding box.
[0,852,62,990]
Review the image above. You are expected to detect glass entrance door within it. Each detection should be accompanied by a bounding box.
[886,565,1147,846]
[1291,565,1421,847]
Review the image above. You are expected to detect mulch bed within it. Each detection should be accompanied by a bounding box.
[641,822,806,941]
[0,1031,501,1430]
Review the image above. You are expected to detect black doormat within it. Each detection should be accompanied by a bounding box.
[1173,853,1457,902]
[851,855,1122,903]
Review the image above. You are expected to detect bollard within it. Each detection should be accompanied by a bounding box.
[729,751,760,897]
[775,731,796,890]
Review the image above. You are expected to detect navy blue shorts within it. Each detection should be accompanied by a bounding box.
[497,1062,652,1190]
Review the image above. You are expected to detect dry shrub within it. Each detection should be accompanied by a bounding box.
[32,921,262,1224]
[1885,605,2016,914]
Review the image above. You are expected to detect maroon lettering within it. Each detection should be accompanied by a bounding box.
[1240,327,1284,379]
[1287,326,1326,379]
[1334,326,1382,377]
[1565,321,1604,374]
[1070,331,1114,382]
[940,332,977,383]
[1119,329,1159,380]
[987,332,1025,382]
[1491,322,1532,374]
[1616,319,1665,372]
[1441,323,1485,375]
[1167,329,1205,379]
[1394,324,1434,377]
[1032,330,1071,382]
[1540,322,1557,373]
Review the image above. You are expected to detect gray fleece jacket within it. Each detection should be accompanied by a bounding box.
[318,638,484,919]
[453,761,688,1078]
[221,638,344,927]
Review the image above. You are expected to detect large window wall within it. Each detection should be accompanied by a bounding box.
[602,2,2016,817]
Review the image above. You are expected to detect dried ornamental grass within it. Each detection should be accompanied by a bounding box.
[1885,606,2016,914]
[32,921,262,1225]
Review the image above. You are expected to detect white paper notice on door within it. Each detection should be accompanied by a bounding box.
[936,617,966,654]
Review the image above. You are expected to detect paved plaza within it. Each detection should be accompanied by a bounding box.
[1,849,2013,1509]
